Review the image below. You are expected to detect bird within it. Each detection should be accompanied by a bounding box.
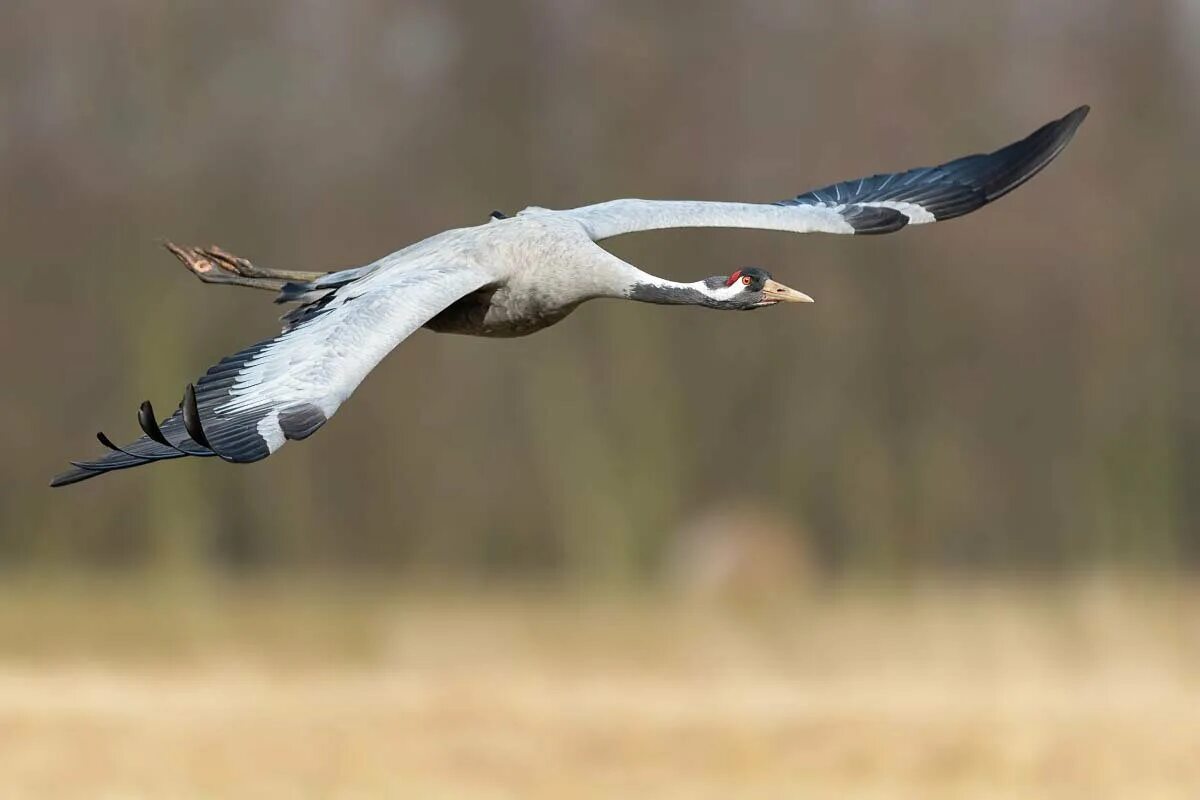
[50,106,1089,487]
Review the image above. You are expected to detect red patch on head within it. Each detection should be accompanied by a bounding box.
[724,270,743,287]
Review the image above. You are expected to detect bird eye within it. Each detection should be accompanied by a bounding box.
[741,275,752,287]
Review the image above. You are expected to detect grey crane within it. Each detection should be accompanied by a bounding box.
[51,106,1088,487]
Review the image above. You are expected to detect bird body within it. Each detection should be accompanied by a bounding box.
[426,214,615,336]
[51,106,1089,486]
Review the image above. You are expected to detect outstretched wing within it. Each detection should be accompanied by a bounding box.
[563,106,1088,241]
[51,263,490,486]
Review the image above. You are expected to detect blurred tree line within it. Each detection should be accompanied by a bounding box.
[0,0,1195,578]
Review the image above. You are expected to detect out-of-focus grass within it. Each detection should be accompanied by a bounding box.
[0,573,1197,798]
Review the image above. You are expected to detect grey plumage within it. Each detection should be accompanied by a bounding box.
[51,106,1088,486]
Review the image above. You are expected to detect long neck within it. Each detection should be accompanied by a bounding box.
[601,259,727,308]
[627,275,725,307]
[579,247,730,307]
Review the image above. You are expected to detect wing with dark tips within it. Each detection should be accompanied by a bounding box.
[50,263,490,487]
[778,105,1090,226]
[564,106,1088,239]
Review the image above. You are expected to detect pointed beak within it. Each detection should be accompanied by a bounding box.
[761,279,814,304]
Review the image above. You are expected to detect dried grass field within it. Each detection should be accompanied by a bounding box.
[0,575,1197,799]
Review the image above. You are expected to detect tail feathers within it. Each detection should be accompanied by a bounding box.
[275,265,376,327]
[274,264,373,304]
[275,280,328,305]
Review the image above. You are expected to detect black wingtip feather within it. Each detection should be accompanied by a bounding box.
[841,205,909,235]
[182,383,212,450]
[780,104,1089,229]
[137,400,173,447]
[965,104,1090,210]
[96,430,156,462]
[50,466,100,487]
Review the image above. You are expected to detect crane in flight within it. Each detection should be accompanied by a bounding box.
[51,106,1089,486]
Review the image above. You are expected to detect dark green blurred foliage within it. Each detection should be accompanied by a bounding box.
[1,1,1195,576]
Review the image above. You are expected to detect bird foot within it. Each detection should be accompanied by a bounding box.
[163,242,324,290]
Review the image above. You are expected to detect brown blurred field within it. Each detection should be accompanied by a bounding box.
[1,574,1196,799]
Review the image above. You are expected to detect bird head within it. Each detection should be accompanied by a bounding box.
[702,267,813,309]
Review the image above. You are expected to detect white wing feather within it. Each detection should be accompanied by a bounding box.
[564,199,860,241]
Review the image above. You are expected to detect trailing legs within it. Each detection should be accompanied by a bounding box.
[164,242,326,291]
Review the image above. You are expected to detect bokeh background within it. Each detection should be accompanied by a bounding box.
[1,1,1197,797]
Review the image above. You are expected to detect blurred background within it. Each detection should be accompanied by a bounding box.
[1,1,1197,797]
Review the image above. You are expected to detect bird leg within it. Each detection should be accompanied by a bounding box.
[164,242,326,291]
